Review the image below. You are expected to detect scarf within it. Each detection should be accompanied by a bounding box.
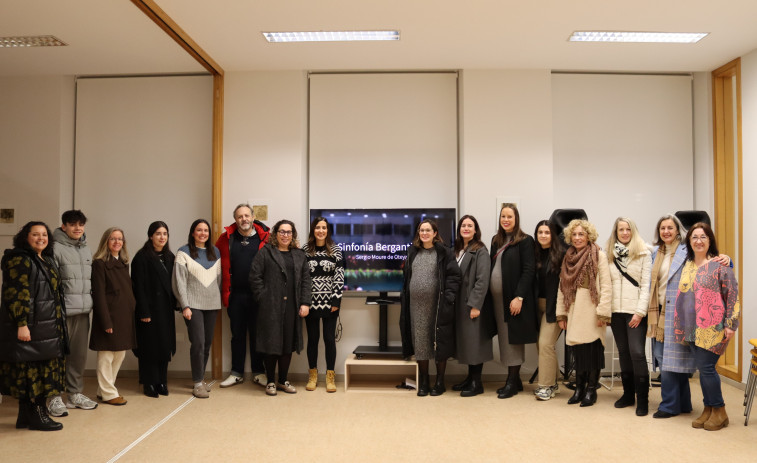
[646,240,678,341]
[559,242,599,312]
[613,242,630,273]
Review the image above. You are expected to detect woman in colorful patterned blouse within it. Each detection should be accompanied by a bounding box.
[303,217,344,393]
[674,222,740,431]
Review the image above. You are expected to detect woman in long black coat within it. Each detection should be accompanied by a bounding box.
[249,219,311,396]
[131,221,176,398]
[399,219,461,397]
[483,203,538,399]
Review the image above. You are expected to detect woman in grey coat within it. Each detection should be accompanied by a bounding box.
[451,215,491,397]
[250,219,311,396]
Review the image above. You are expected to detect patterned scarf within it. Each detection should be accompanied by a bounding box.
[613,242,630,273]
[559,242,599,312]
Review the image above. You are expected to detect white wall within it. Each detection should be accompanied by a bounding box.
[0,76,75,249]
[739,49,757,383]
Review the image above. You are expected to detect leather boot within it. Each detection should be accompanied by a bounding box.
[703,406,729,431]
[144,384,159,398]
[417,373,430,397]
[614,373,635,408]
[306,368,318,391]
[452,375,472,392]
[28,400,63,431]
[461,377,484,397]
[635,375,649,416]
[497,376,519,399]
[16,399,31,429]
[431,360,447,396]
[580,370,599,407]
[568,372,587,405]
[692,406,712,428]
[326,370,337,393]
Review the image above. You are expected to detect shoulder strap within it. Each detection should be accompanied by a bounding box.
[614,259,639,288]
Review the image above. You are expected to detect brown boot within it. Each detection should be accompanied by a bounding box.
[703,406,729,431]
[306,368,318,391]
[692,406,712,428]
[326,370,337,393]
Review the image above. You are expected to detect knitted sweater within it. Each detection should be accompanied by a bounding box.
[304,244,344,313]
[172,245,222,311]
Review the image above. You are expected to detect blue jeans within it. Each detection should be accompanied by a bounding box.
[651,339,664,371]
[659,370,692,414]
[694,346,725,408]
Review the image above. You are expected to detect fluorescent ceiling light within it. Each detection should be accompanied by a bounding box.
[569,31,708,43]
[262,31,400,43]
[0,35,67,47]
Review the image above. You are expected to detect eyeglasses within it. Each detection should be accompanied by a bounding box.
[109,237,124,242]
[278,230,293,236]
[691,236,709,243]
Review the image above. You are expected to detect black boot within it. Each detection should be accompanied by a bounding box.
[614,373,635,408]
[580,369,600,407]
[461,364,483,397]
[28,399,63,431]
[635,375,649,416]
[417,373,430,397]
[157,384,169,396]
[144,384,159,398]
[16,399,31,429]
[430,360,447,396]
[452,370,472,392]
[568,372,587,405]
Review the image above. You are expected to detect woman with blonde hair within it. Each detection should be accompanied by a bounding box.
[90,227,136,405]
[556,219,612,407]
[605,217,652,416]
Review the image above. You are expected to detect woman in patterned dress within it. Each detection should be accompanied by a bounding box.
[674,222,739,431]
[303,217,344,392]
[1,221,66,431]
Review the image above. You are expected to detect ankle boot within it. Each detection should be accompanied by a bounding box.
[452,375,472,392]
[28,400,63,431]
[497,376,520,399]
[461,376,484,397]
[417,373,430,397]
[692,406,712,428]
[580,370,599,407]
[326,370,337,393]
[431,360,447,396]
[614,373,635,408]
[306,368,318,391]
[635,375,649,416]
[568,372,587,405]
[703,406,729,431]
[16,399,31,429]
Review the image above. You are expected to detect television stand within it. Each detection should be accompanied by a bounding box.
[353,292,402,359]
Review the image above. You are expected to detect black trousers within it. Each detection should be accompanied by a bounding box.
[305,313,337,370]
[228,290,264,375]
[138,358,169,386]
[610,312,648,378]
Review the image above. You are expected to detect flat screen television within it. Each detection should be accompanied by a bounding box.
[309,208,457,294]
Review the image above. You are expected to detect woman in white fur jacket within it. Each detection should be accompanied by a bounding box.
[606,217,652,417]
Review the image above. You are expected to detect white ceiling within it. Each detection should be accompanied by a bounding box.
[3,0,757,76]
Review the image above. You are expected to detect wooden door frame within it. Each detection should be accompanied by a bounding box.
[711,58,742,381]
[132,0,225,379]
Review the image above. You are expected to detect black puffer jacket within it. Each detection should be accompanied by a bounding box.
[0,249,67,362]
[399,242,461,360]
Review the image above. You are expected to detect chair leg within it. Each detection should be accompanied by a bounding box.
[746,377,756,426]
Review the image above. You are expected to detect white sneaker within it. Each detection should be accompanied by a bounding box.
[47,396,69,417]
[219,374,244,388]
[66,393,98,410]
[535,384,559,401]
[252,373,267,388]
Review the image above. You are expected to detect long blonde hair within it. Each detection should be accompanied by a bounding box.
[605,217,647,262]
[93,227,130,263]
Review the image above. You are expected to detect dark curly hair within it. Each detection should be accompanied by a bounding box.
[13,221,55,258]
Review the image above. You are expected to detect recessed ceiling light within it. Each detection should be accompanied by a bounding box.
[0,35,67,48]
[262,31,400,43]
[569,31,708,43]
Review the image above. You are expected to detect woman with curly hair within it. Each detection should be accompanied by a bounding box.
[556,219,612,407]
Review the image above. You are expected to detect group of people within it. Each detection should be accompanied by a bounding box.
[0,204,740,433]
[399,204,740,432]
[0,204,344,431]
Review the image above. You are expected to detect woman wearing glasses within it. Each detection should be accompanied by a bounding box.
[673,223,739,431]
[90,227,136,405]
[172,219,222,399]
[250,220,311,396]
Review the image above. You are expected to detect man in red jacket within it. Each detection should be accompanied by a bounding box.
[216,203,270,388]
